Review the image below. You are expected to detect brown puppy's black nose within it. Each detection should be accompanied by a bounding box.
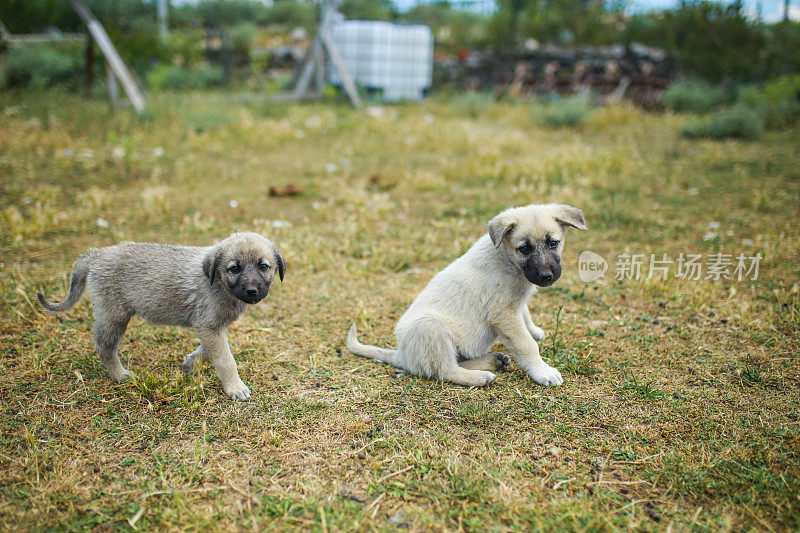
[246,288,258,296]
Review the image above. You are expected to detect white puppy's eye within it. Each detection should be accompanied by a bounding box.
[546,239,560,249]
[517,244,533,255]
[228,265,241,274]
[259,263,269,271]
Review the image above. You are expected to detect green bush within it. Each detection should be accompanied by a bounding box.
[448,91,494,118]
[759,74,800,128]
[661,81,728,113]
[764,98,800,129]
[256,0,318,27]
[230,23,256,64]
[1,44,81,89]
[538,96,592,127]
[681,104,764,140]
[147,64,225,90]
[624,4,800,83]
[737,74,800,129]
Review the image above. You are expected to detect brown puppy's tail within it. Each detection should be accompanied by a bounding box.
[346,324,398,365]
[38,256,90,313]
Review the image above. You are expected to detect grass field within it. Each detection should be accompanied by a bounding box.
[1,91,798,531]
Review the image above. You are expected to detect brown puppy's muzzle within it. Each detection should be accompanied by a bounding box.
[234,279,270,304]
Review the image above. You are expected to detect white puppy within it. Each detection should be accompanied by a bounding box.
[347,203,586,387]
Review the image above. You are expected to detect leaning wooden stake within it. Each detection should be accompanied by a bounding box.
[68,0,146,112]
[282,0,361,107]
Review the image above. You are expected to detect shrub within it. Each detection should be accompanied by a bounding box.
[763,98,800,129]
[661,81,728,113]
[230,22,257,65]
[256,0,318,27]
[1,44,81,89]
[147,64,225,90]
[737,74,800,129]
[758,74,800,128]
[681,104,763,140]
[448,91,494,118]
[538,96,592,127]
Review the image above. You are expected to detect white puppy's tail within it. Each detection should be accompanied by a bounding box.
[346,324,398,365]
[37,256,90,313]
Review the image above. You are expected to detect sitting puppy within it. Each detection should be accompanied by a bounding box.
[348,203,586,387]
[37,232,285,400]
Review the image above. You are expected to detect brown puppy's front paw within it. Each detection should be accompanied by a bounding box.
[491,352,511,372]
[110,368,133,383]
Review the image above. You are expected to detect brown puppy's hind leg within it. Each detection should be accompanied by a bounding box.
[182,344,205,375]
[93,312,132,382]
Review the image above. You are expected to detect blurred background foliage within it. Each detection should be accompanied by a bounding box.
[2,0,799,82]
[1,0,799,137]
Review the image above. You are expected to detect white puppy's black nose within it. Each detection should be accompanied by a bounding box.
[539,272,553,283]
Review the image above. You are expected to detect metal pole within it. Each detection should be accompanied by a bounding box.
[157,0,168,41]
[107,62,119,104]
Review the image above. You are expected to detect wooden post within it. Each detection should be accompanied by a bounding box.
[313,38,325,94]
[319,31,361,107]
[84,33,95,91]
[292,37,322,99]
[280,0,361,107]
[68,0,146,112]
[0,19,10,43]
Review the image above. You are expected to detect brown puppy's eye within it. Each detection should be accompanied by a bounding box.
[228,265,241,274]
[259,263,269,271]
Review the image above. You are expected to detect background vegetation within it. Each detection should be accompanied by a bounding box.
[2,0,800,85]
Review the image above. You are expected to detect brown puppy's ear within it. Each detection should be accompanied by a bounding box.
[203,247,222,285]
[553,205,587,231]
[274,249,286,282]
[488,213,517,248]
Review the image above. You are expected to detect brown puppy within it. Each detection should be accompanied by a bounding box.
[38,232,285,400]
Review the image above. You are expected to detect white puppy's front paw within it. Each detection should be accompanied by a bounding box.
[527,364,563,387]
[224,380,251,401]
[531,326,546,342]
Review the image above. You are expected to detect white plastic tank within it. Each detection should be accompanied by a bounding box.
[328,21,433,102]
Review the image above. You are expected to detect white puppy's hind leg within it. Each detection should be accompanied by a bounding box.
[402,316,496,387]
[459,352,510,372]
[196,328,251,400]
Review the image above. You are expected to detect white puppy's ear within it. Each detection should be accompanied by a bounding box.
[553,205,587,231]
[488,213,517,248]
[203,247,222,285]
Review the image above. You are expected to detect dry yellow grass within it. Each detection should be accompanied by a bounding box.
[0,91,798,531]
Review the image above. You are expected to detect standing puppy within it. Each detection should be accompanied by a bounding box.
[348,203,586,387]
[37,232,285,400]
